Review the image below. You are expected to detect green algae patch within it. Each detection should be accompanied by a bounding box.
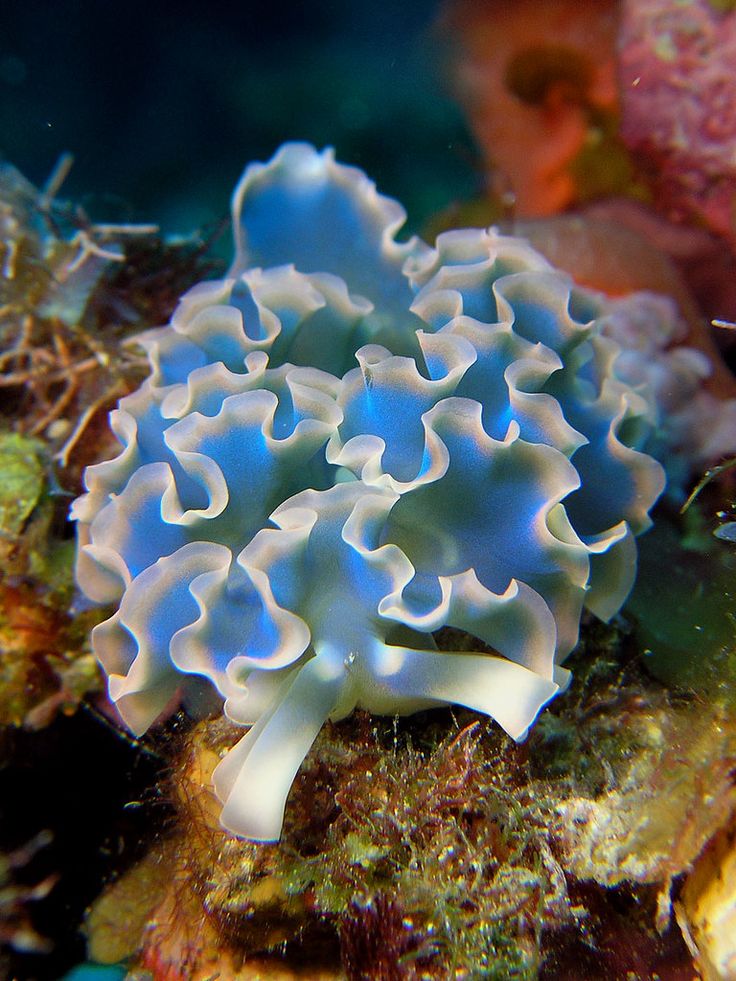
[626,513,736,695]
[0,432,107,728]
[0,432,47,556]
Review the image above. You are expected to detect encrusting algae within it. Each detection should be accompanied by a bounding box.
[0,428,104,728]
[0,159,220,731]
[84,570,736,978]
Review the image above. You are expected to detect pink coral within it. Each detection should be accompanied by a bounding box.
[618,0,736,247]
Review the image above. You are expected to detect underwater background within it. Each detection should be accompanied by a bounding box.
[1,0,476,237]
[1,1,736,979]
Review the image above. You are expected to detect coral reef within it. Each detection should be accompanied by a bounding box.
[0,431,50,577]
[440,0,622,216]
[84,597,734,977]
[0,158,148,455]
[487,216,736,494]
[0,155,220,467]
[73,143,666,841]
[678,815,736,981]
[600,291,736,486]
[618,0,736,249]
[2,134,733,979]
[0,578,103,730]
[0,160,222,732]
[0,2,732,974]
[571,198,736,334]
[440,0,736,336]
[0,157,234,979]
[0,430,103,728]
[446,0,736,260]
[511,211,736,394]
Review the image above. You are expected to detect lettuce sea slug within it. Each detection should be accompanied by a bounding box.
[73,144,666,841]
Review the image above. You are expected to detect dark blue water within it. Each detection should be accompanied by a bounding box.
[1,0,476,235]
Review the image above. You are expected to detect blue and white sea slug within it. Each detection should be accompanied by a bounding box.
[73,144,666,841]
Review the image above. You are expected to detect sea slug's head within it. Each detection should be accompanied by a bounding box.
[73,143,665,841]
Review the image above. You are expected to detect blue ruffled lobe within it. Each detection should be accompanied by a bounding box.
[246,483,410,662]
[229,143,429,361]
[73,143,669,843]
